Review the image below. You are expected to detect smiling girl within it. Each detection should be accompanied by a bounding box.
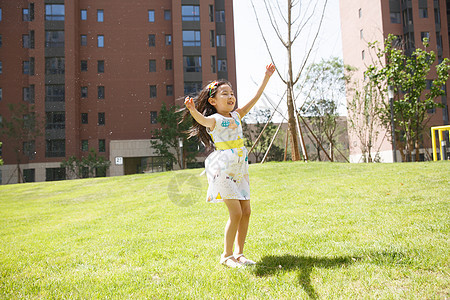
[184,63,276,268]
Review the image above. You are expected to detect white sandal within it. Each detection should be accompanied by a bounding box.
[234,254,256,266]
[220,254,243,268]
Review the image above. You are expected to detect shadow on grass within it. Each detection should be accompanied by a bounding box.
[252,254,358,299]
[252,251,411,299]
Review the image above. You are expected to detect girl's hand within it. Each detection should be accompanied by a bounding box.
[184,97,195,111]
[265,63,276,77]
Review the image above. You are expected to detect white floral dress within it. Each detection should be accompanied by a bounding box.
[205,111,250,203]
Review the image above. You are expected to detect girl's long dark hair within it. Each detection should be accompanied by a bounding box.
[180,79,232,149]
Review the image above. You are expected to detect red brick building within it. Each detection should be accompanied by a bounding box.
[0,0,236,183]
[340,0,449,162]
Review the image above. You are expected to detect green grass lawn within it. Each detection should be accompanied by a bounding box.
[0,162,449,299]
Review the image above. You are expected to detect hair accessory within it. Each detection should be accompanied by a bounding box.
[207,81,219,97]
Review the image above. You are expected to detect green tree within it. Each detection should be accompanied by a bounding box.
[300,57,352,161]
[366,34,450,161]
[150,103,199,169]
[61,149,111,179]
[0,104,42,183]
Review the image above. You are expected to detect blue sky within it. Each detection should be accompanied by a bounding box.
[232,0,345,118]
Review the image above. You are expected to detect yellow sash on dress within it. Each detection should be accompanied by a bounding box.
[214,139,244,150]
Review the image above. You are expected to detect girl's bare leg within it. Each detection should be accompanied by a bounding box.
[223,199,242,257]
[234,200,251,255]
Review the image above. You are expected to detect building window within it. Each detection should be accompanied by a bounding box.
[209,5,214,22]
[150,111,158,124]
[45,31,64,48]
[81,140,88,152]
[149,34,156,47]
[46,112,65,130]
[98,86,105,99]
[404,32,415,49]
[29,30,35,49]
[23,34,30,48]
[81,86,88,98]
[98,35,104,47]
[437,33,443,49]
[0,8,2,21]
[164,10,171,20]
[166,85,173,96]
[149,60,156,72]
[29,85,35,103]
[23,61,30,74]
[182,5,200,21]
[23,87,30,102]
[165,34,172,45]
[210,30,215,47]
[166,59,172,70]
[0,35,2,47]
[390,12,401,23]
[45,167,66,181]
[99,139,106,152]
[81,60,88,72]
[46,85,65,102]
[23,169,35,182]
[81,113,88,124]
[81,35,87,46]
[216,10,225,22]
[218,59,227,72]
[23,8,30,21]
[98,112,105,125]
[23,141,36,160]
[0,88,2,101]
[97,9,104,22]
[81,9,87,20]
[46,57,65,75]
[150,85,157,98]
[184,82,202,95]
[211,56,216,73]
[184,56,202,72]
[419,8,428,18]
[148,10,155,22]
[22,85,35,103]
[183,31,201,46]
[217,35,226,47]
[389,0,401,23]
[29,3,35,21]
[45,4,65,21]
[29,57,35,75]
[421,31,430,42]
[403,8,413,26]
[0,61,2,74]
[45,140,65,158]
[98,60,104,73]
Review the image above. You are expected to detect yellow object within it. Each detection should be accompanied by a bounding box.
[216,193,222,200]
[431,125,450,161]
[215,139,244,150]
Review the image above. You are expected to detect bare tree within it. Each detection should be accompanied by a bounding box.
[347,80,385,163]
[251,0,328,161]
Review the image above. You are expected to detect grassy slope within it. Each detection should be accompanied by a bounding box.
[0,162,449,299]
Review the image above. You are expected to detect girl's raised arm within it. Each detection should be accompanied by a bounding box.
[185,97,216,131]
[236,63,276,118]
